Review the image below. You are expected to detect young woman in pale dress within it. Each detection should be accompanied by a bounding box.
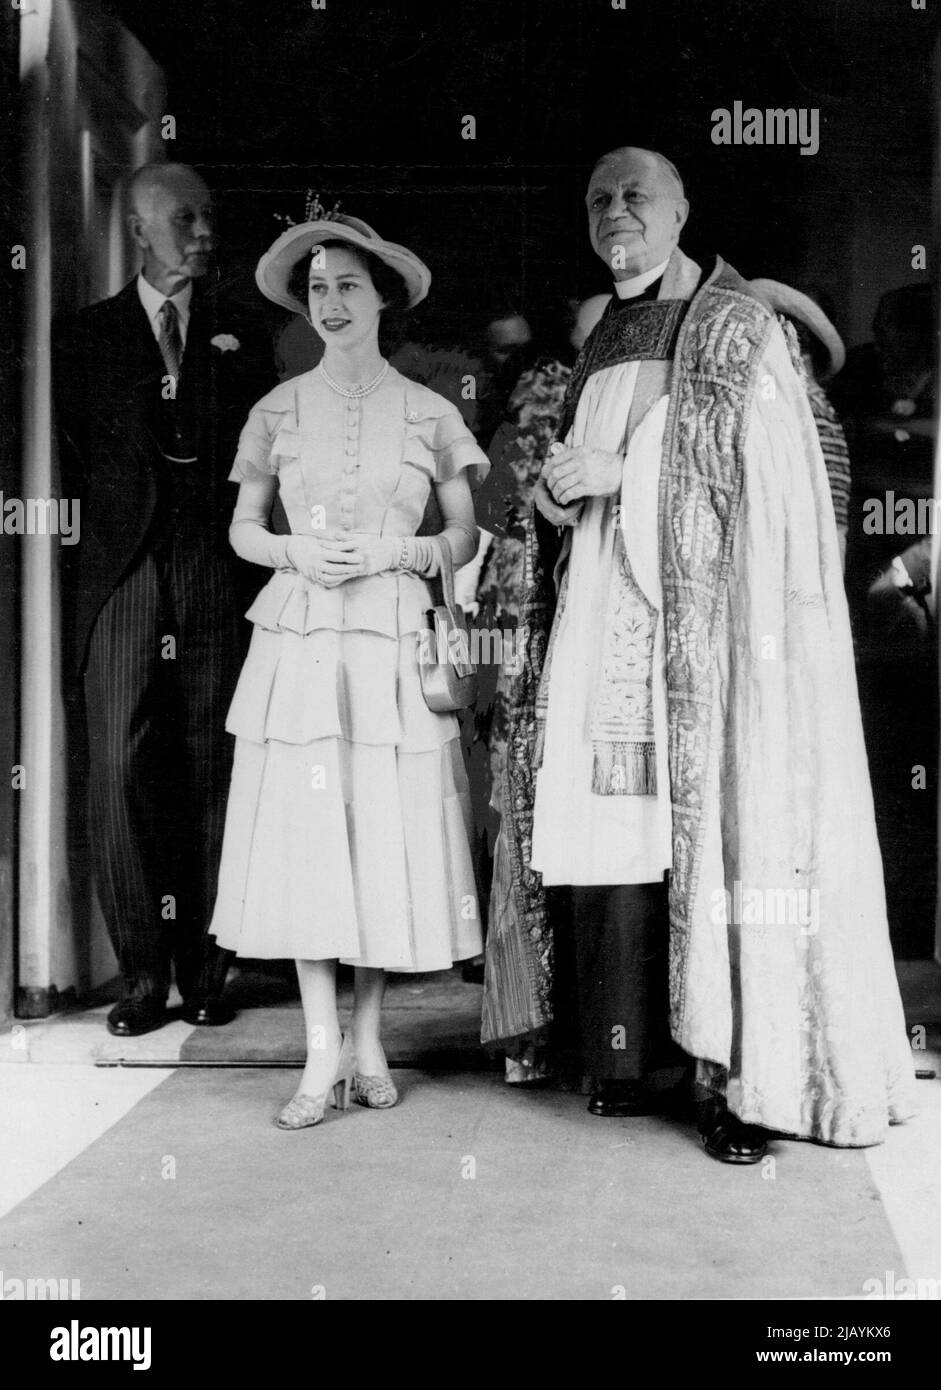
[210,209,487,1128]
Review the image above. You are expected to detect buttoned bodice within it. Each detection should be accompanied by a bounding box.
[231,364,484,541]
[229,364,488,640]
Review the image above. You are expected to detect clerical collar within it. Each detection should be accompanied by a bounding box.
[613,257,671,301]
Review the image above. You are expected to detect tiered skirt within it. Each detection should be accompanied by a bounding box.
[210,568,482,970]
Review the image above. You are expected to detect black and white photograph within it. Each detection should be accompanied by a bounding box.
[1,0,940,1336]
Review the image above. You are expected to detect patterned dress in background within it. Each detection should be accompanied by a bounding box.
[477,359,572,814]
[806,376,851,556]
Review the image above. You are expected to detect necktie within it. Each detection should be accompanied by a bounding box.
[157,299,182,387]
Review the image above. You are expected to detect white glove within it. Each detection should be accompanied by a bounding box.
[344,534,451,577]
[286,531,365,588]
[345,534,400,577]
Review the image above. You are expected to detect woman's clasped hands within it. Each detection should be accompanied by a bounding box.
[286,530,400,587]
[286,530,363,587]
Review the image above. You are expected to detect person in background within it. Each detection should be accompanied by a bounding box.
[476,308,536,445]
[54,162,272,1037]
[831,283,935,431]
[863,528,938,959]
[831,284,936,619]
[486,310,534,372]
[750,280,851,570]
[868,537,933,651]
[832,285,938,960]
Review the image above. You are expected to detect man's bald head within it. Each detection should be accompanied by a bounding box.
[127,163,215,295]
[128,163,209,217]
[592,147,685,199]
[585,146,689,281]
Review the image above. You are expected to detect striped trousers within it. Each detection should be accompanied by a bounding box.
[83,535,240,1000]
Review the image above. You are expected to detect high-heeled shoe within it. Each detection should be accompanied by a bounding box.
[353,1044,399,1109]
[275,1033,354,1130]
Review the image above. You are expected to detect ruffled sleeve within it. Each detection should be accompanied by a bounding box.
[228,391,300,483]
[403,389,490,486]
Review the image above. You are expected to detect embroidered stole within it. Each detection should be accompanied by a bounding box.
[535,293,689,796]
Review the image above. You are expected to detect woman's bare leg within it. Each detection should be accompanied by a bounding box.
[295,958,341,1095]
[351,966,388,1074]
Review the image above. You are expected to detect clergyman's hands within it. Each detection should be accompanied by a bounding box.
[286,530,364,588]
[533,477,582,527]
[542,445,624,507]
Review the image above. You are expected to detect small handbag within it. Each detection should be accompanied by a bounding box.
[417,535,479,713]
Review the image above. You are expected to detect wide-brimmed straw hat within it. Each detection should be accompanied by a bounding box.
[750,278,846,380]
[256,205,431,315]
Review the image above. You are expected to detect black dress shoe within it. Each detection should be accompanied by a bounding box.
[588,1080,655,1117]
[107,997,168,1037]
[180,997,236,1027]
[700,1104,769,1164]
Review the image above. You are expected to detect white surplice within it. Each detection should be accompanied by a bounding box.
[530,271,675,885]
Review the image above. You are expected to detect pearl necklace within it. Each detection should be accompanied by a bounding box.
[318,359,390,398]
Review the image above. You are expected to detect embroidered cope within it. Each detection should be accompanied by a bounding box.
[482,249,916,1148]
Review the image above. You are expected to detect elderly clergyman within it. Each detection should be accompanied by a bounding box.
[482,146,915,1161]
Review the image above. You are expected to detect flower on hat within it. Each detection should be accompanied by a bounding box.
[256,199,432,316]
[274,192,344,228]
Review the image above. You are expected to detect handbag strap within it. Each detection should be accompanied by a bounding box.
[432,533,458,613]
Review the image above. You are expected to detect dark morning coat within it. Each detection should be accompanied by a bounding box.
[53,277,273,678]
